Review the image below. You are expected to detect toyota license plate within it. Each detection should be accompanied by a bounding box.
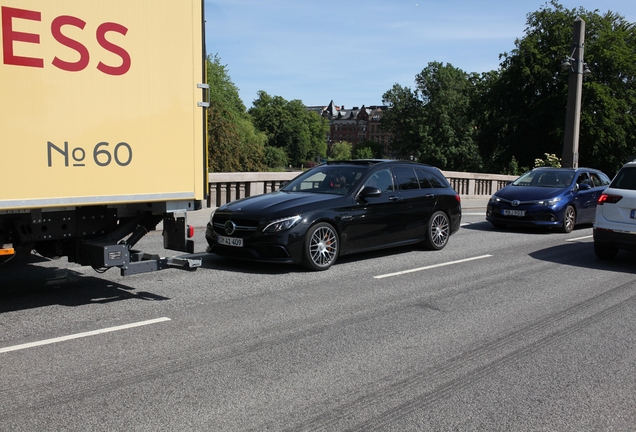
[503,209,525,217]
[218,235,243,247]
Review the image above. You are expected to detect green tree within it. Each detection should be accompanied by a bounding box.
[355,139,384,158]
[502,156,529,176]
[264,146,288,169]
[306,110,329,164]
[207,55,266,172]
[381,63,482,171]
[579,9,636,175]
[535,153,562,168]
[415,62,482,171]
[249,91,328,167]
[330,141,352,160]
[470,70,510,172]
[380,84,424,159]
[476,1,636,176]
[354,146,375,159]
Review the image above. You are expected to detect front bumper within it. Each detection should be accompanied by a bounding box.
[486,204,562,228]
[205,222,305,264]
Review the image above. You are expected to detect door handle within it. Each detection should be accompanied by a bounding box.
[425,193,435,199]
[389,196,400,202]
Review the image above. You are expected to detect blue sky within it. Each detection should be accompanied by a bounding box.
[205,1,636,110]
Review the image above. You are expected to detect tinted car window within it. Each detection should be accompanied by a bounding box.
[417,168,445,188]
[394,167,420,190]
[415,169,433,189]
[576,172,590,185]
[432,173,451,188]
[282,165,367,194]
[610,167,636,190]
[512,170,538,186]
[428,174,445,188]
[592,172,611,187]
[602,173,611,185]
[513,170,574,187]
[365,168,394,192]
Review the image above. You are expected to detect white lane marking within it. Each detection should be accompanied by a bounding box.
[566,235,593,242]
[0,317,171,354]
[374,254,493,279]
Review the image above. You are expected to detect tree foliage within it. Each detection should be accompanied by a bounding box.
[535,153,562,168]
[380,84,425,159]
[206,55,266,172]
[264,145,288,169]
[330,141,353,160]
[381,63,482,171]
[475,1,636,176]
[355,139,384,158]
[415,62,482,170]
[249,91,328,167]
[353,139,382,159]
[382,1,635,176]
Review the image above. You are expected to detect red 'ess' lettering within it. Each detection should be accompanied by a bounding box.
[96,22,130,76]
[2,6,44,68]
[51,15,90,72]
[1,6,130,75]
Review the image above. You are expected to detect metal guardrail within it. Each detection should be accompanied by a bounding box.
[207,170,516,208]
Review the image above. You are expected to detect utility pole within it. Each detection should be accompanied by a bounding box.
[561,17,586,169]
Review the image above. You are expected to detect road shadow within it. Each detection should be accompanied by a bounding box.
[528,241,636,275]
[461,221,593,235]
[197,253,299,275]
[198,243,422,274]
[0,260,170,314]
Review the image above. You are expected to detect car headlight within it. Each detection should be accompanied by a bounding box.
[489,195,501,204]
[209,208,216,224]
[537,197,562,206]
[263,215,302,233]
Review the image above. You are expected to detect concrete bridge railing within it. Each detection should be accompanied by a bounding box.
[207,170,516,208]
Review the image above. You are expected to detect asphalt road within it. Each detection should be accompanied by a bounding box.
[1,209,636,431]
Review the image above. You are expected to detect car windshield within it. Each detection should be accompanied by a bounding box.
[511,170,574,188]
[281,165,368,195]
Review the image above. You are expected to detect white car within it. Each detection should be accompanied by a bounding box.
[593,160,636,259]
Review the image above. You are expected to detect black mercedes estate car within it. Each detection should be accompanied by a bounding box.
[206,160,462,271]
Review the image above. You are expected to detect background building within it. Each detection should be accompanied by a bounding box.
[307,101,396,158]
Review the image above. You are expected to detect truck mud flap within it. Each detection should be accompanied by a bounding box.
[162,214,195,253]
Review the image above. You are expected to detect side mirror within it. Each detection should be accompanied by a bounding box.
[578,183,591,191]
[358,186,382,199]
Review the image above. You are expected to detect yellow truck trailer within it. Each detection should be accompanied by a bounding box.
[0,0,208,275]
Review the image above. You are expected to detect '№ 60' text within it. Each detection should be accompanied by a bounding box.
[47,141,133,167]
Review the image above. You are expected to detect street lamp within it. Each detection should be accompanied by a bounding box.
[561,52,592,76]
[561,17,591,169]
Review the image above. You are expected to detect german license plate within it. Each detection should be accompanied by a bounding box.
[218,235,243,247]
[503,209,525,217]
